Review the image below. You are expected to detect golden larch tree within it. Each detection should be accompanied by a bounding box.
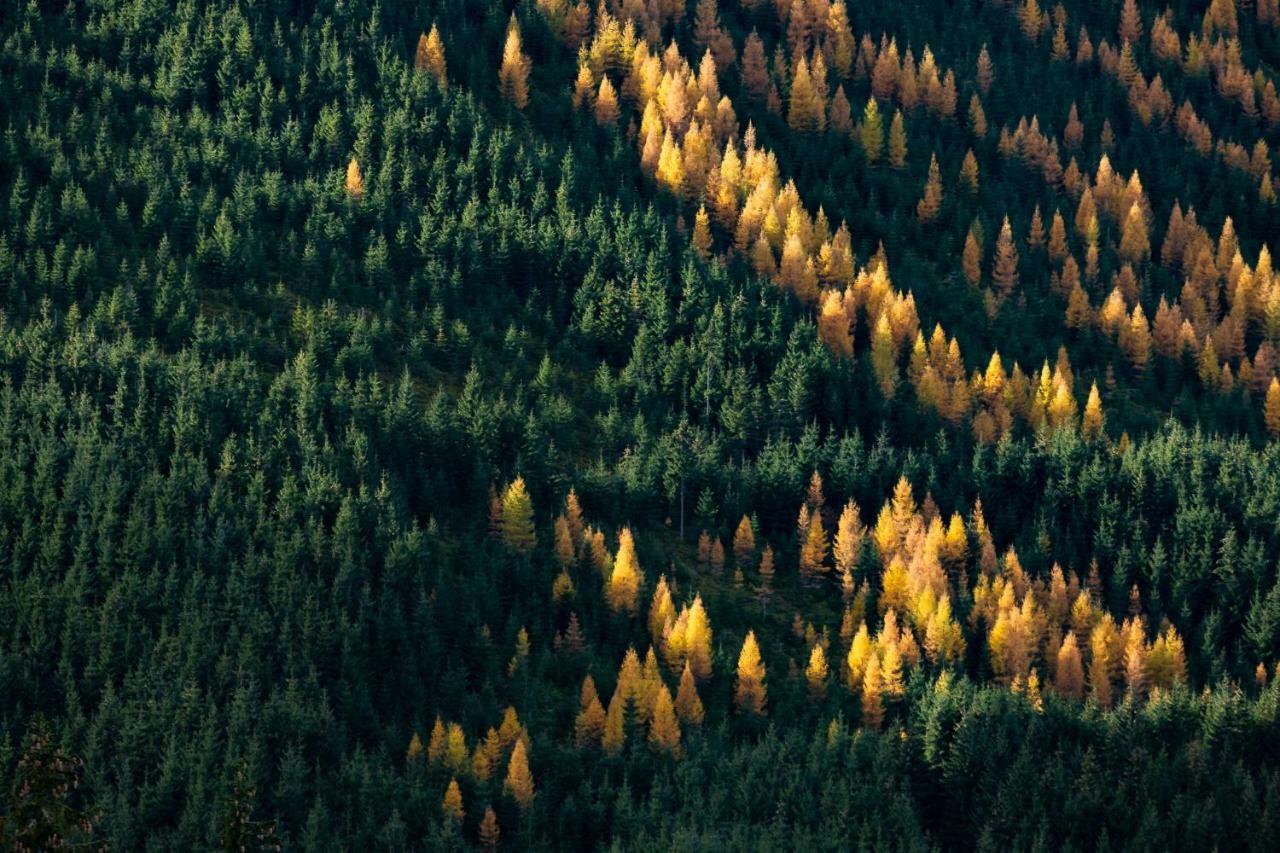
[504,739,534,810]
[963,227,982,286]
[442,778,464,822]
[734,630,768,715]
[1119,0,1143,44]
[805,643,829,699]
[889,111,908,169]
[648,685,682,757]
[788,56,825,134]
[427,717,447,766]
[675,661,705,725]
[691,205,713,260]
[602,690,626,756]
[861,651,885,729]
[846,621,872,689]
[575,675,607,748]
[1265,378,1280,437]
[818,290,853,358]
[594,75,620,125]
[976,44,994,94]
[741,31,770,100]
[1048,210,1068,260]
[916,153,943,223]
[969,94,988,138]
[833,499,864,578]
[829,85,853,134]
[732,515,756,568]
[608,527,642,614]
[799,504,830,583]
[871,313,899,398]
[860,98,884,164]
[416,25,447,88]
[499,15,531,109]
[500,476,537,553]
[1119,202,1150,264]
[992,216,1020,297]
[344,157,364,201]
[1082,382,1105,440]
[1018,0,1045,41]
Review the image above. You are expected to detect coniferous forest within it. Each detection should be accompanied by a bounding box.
[3,0,1280,848]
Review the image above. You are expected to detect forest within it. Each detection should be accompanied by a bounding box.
[2,0,1280,849]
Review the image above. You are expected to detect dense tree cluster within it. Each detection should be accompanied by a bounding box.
[2,0,1280,849]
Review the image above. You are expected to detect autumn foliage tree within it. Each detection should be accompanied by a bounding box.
[734,631,767,715]
[499,15,531,109]
[416,25,447,88]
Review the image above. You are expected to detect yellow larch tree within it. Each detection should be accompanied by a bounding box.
[608,527,642,614]
[504,739,534,810]
[416,25,447,88]
[1054,625,1085,696]
[846,621,872,689]
[916,153,943,223]
[648,685,682,757]
[788,55,825,134]
[1019,0,1046,41]
[833,499,864,579]
[734,630,768,715]
[602,690,626,756]
[594,75,620,125]
[427,716,447,766]
[1088,616,1119,709]
[499,16,531,109]
[691,205,713,259]
[806,643,830,699]
[442,778,464,822]
[861,651,885,729]
[1048,209,1068,261]
[818,290,853,358]
[1082,382,1105,440]
[976,44,994,94]
[500,476,537,554]
[871,313,899,398]
[1119,202,1150,264]
[675,661,705,725]
[648,575,675,650]
[860,98,884,164]
[344,157,364,201]
[1119,0,1143,44]
[889,111,908,169]
[732,515,756,568]
[963,227,982,286]
[1265,378,1280,437]
[684,595,714,681]
[554,515,574,570]
[969,94,988,138]
[575,675,607,748]
[829,85,853,134]
[992,216,1020,297]
[799,508,829,584]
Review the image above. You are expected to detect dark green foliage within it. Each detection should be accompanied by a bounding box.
[0,0,1279,849]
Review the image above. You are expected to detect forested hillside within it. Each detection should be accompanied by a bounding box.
[2,0,1280,849]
